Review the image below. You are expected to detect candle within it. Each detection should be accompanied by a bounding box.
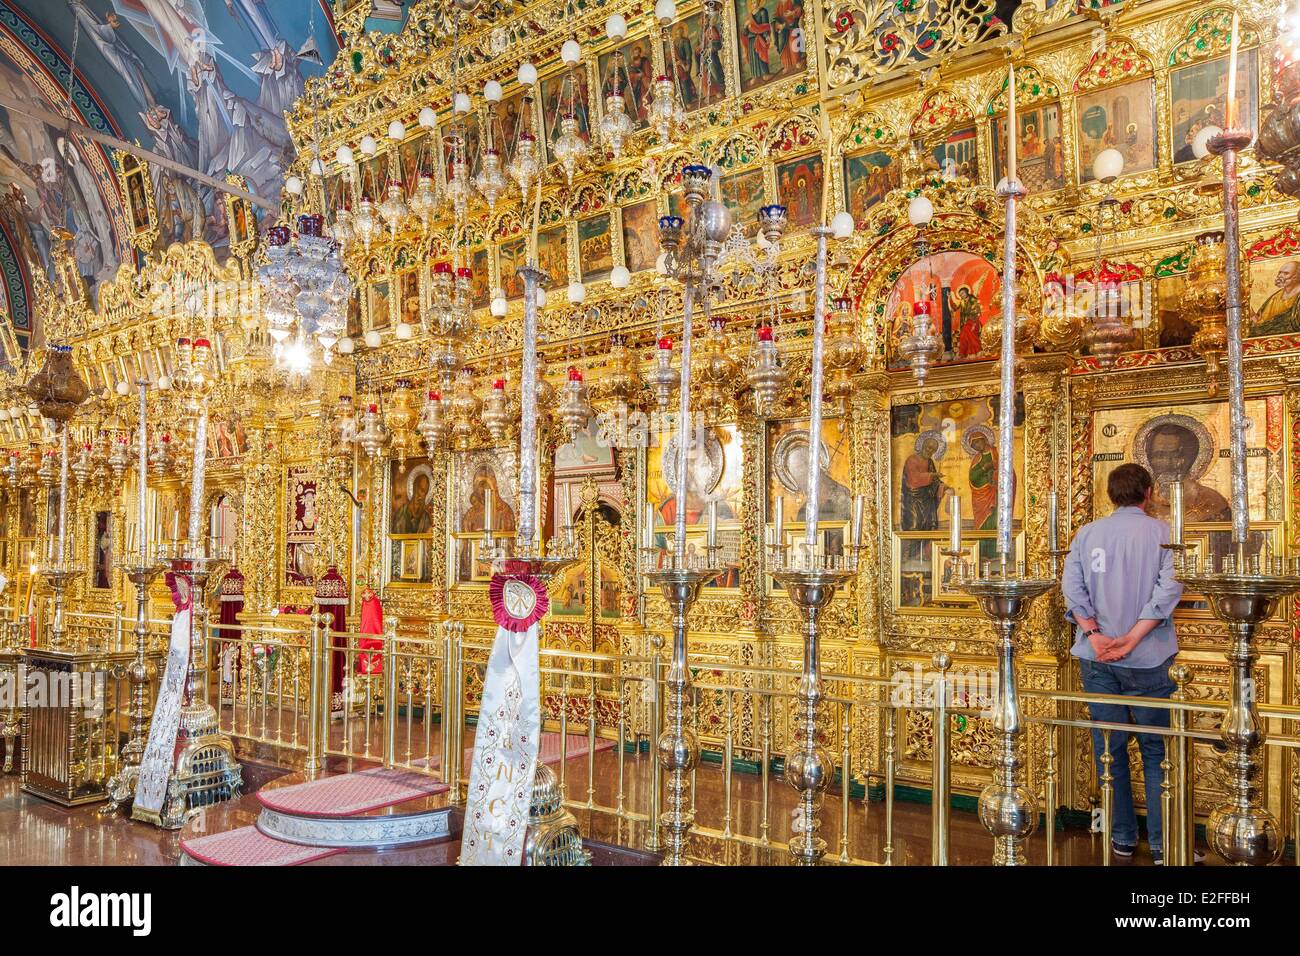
[949,493,962,555]
[1225,10,1240,129]
[137,382,147,561]
[127,523,136,556]
[172,508,180,543]
[561,482,574,545]
[851,495,865,550]
[1047,488,1060,551]
[1169,480,1184,547]
[1007,63,1017,182]
[483,491,494,535]
[707,498,718,550]
[645,502,657,543]
[774,496,784,549]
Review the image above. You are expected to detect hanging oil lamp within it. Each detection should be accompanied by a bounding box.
[824,297,865,416]
[1083,263,1134,369]
[475,149,509,209]
[550,40,590,184]
[416,388,448,452]
[695,316,739,424]
[450,367,480,449]
[5,449,23,487]
[355,402,390,460]
[1182,231,1230,396]
[604,333,641,419]
[597,15,636,160]
[385,380,418,467]
[37,447,57,487]
[482,377,512,444]
[148,433,172,478]
[409,175,439,232]
[647,335,679,412]
[379,179,409,236]
[745,324,787,416]
[558,367,591,439]
[899,300,941,385]
[508,132,541,197]
[70,441,95,487]
[353,196,380,251]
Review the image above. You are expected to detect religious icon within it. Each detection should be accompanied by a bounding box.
[843,151,898,226]
[441,119,481,180]
[556,416,616,476]
[390,459,436,535]
[648,425,743,527]
[719,169,766,237]
[766,419,851,525]
[1091,398,1280,524]
[1249,257,1300,336]
[497,89,534,156]
[285,465,318,586]
[898,538,932,608]
[499,237,528,299]
[458,454,517,534]
[599,38,653,128]
[890,396,1025,541]
[931,125,978,182]
[992,102,1066,192]
[735,0,807,94]
[775,153,824,229]
[93,511,111,590]
[1156,273,1196,348]
[18,488,35,539]
[1170,52,1257,165]
[664,13,726,112]
[397,270,421,328]
[885,251,997,365]
[541,67,592,152]
[537,224,568,285]
[368,280,391,330]
[471,249,491,308]
[621,200,658,273]
[1076,78,1157,183]
[578,214,613,282]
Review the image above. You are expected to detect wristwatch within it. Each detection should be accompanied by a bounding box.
[1083,627,1102,638]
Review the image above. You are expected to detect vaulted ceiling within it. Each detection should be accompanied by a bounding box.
[0,1,414,338]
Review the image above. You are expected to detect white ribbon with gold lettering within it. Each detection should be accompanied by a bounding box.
[459,618,541,865]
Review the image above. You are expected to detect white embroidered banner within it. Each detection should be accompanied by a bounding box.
[460,574,546,866]
[134,604,191,816]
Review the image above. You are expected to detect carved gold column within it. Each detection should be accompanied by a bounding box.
[240,414,280,611]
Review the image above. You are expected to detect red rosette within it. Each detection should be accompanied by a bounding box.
[488,572,548,632]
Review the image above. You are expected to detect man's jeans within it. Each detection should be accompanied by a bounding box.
[1078,654,1177,851]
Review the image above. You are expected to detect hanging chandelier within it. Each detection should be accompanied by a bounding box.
[550,40,590,184]
[597,15,637,160]
[257,215,353,367]
[745,324,787,417]
[482,377,512,445]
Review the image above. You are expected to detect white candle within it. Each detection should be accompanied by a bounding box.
[1225,11,1240,129]
[645,502,657,542]
[1007,63,1017,182]
[1048,488,1059,551]
[561,482,574,545]
[707,498,718,550]
[774,496,784,548]
[172,508,180,543]
[851,495,865,550]
[1169,480,1184,547]
[483,490,494,535]
[949,493,961,555]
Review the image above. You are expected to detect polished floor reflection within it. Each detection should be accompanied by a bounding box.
[0,738,1207,865]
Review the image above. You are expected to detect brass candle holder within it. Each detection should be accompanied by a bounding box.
[102,551,164,814]
[770,542,856,866]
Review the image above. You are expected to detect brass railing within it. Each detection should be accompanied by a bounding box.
[201,616,1300,866]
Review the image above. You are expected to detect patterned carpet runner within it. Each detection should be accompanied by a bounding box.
[257,766,449,817]
[180,826,344,866]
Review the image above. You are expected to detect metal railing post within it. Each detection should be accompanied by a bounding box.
[383,615,398,768]
[305,613,325,773]
[930,653,951,866]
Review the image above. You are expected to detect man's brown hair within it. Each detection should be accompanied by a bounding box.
[1108,463,1153,507]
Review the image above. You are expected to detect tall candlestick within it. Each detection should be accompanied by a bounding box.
[674,283,697,566]
[137,382,148,561]
[1007,63,1017,183]
[1169,479,1184,547]
[774,494,784,550]
[804,227,833,554]
[949,492,962,555]
[517,265,543,551]
[995,160,1024,560]
[1225,11,1240,130]
[187,399,208,557]
[706,498,718,551]
[1047,488,1060,551]
[57,427,68,566]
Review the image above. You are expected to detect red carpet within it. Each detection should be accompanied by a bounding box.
[257,767,448,817]
[416,731,616,771]
[181,826,344,866]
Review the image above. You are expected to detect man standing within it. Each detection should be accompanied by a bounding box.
[1062,463,1184,863]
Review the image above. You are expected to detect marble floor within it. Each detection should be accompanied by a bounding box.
[0,735,1201,865]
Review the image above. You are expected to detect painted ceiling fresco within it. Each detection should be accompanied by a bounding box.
[0,0,377,335]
